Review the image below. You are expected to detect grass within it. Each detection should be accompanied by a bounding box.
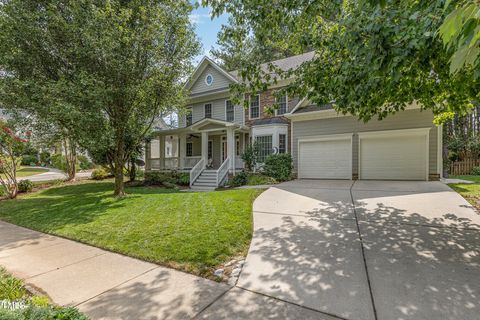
[14,166,49,178]
[448,175,480,210]
[1,166,49,180]
[0,180,263,276]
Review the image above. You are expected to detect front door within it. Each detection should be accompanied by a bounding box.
[222,139,227,161]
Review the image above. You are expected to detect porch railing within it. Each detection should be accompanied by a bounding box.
[184,156,202,168]
[190,158,205,187]
[216,157,230,186]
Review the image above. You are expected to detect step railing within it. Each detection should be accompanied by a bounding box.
[216,157,230,187]
[190,158,205,187]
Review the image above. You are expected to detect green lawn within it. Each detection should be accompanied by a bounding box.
[448,175,480,210]
[14,166,49,178]
[0,180,263,276]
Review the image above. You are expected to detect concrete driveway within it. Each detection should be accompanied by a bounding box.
[238,180,480,320]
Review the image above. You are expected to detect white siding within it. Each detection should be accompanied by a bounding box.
[190,65,233,95]
[179,98,245,127]
[292,109,438,176]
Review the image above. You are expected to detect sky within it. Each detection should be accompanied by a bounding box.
[189,4,229,64]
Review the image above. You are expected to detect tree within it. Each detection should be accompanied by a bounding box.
[205,0,477,123]
[0,120,27,199]
[439,1,480,75]
[0,0,200,196]
[211,16,293,71]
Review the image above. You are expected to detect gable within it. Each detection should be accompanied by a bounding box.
[189,63,236,95]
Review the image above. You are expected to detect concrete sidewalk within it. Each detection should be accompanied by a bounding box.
[0,221,336,319]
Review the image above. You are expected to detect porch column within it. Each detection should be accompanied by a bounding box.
[179,133,186,169]
[159,136,165,168]
[227,127,235,174]
[201,131,208,166]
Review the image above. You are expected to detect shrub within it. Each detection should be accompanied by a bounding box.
[263,153,293,181]
[176,173,190,186]
[241,142,259,172]
[78,155,93,170]
[471,166,480,175]
[21,155,37,166]
[51,154,68,172]
[144,171,177,186]
[247,174,277,186]
[17,180,34,193]
[0,267,26,300]
[91,168,109,180]
[229,171,248,187]
[39,151,51,165]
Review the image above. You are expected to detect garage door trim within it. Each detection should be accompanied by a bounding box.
[298,133,353,180]
[358,128,430,181]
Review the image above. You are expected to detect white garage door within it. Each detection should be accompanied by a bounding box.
[298,137,352,179]
[359,130,428,180]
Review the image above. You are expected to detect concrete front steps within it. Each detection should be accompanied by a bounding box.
[190,170,217,191]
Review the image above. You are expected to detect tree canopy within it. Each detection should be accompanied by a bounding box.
[0,0,200,195]
[205,0,478,123]
[211,16,294,71]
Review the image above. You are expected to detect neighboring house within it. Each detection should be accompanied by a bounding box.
[145,52,442,189]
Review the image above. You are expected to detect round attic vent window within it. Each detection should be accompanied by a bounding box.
[205,74,213,86]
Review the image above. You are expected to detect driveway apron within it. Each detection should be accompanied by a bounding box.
[238,179,480,320]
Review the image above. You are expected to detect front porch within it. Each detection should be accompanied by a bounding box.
[146,119,249,187]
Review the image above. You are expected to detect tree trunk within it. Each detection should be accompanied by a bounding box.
[63,137,77,181]
[113,129,126,197]
[129,156,136,182]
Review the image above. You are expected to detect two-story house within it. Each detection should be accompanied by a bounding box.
[146,52,443,190]
[145,53,311,189]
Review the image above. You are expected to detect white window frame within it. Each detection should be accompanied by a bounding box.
[256,134,273,163]
[186,141,193,157]
[249,94,260,120]
[185,108,193,126]
[275,94,288,116]
[225,99,235,122]
[205,74,214,86]
[204,103,212,119]
[278,133,287,153]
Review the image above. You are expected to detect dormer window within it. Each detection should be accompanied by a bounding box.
[205,74,213,86]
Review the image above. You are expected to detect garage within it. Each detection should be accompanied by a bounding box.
[359,128,429,181]
[298,135,352,179]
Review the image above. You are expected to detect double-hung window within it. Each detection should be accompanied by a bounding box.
[226,100,234,122]
[279,134,286,154]
[256,135,272,163]
[277,95,288,115]
[208,141,213,159]
[204,103,212,118]
[186,142,193,157]
[250,95,260,119]
[186,108,192,126]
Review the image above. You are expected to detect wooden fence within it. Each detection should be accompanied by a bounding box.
[449,158,480,175]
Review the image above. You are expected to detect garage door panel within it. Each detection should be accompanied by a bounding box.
[360,134,427,180]
[299,138,351,179]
